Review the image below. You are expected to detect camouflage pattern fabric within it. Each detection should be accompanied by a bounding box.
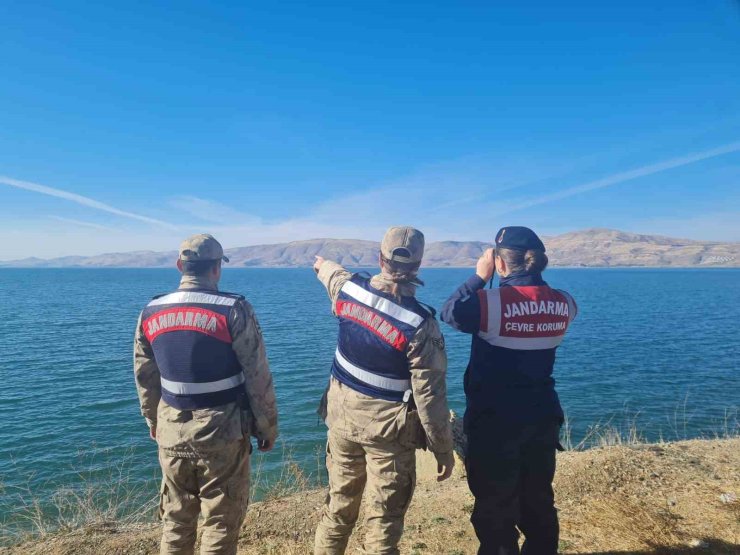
[314,430,416,555]
[134,274,277,554]
[313,261,453,554]
[158,439,250,555]
[316,260,453,455]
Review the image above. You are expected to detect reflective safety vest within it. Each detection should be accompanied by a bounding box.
[477,285,577,350]
[331,274,431,402]
[466,284,577,423]
[140,289,244,410]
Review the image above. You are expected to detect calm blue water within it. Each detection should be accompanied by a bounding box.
[1,268,739,530]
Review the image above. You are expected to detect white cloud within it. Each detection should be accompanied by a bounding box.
[2,140,739,261]
[0,175,177,229]
[49,216,121,232]
[0,147,631,259]
[491,141,740,215]
[168,196,262,224]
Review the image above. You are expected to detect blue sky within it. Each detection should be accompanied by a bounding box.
[1,1,739,259]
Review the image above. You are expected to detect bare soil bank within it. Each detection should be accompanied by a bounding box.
[3,438,738,555]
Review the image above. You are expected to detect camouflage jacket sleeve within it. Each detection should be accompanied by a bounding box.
[133,312,161,429]
[317,260,352,313]
[407,317,454,455]
[230,299,279,443]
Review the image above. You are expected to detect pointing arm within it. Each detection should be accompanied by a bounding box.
[317,260,353,312]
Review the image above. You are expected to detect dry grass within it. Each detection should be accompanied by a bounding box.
[561,403,739,451]
[2,406,738,553]
[250,442,320,503]
[0,441,326,548]
[555,439,740,554]
[578,495,684,552]
[0,447,157,545]
[2,437,738,555]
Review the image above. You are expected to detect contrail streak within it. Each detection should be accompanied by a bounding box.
[497,141,740,214]
[49,216,120,232]
[0,175,177,229]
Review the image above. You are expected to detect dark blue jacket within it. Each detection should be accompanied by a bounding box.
[441,274,577,429]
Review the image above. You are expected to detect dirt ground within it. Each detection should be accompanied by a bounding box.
[2,438,738,555]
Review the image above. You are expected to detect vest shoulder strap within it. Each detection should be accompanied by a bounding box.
[347,274,432,322]
[150,290,244,301]
[416,301,437,319]
[216,290,246,301]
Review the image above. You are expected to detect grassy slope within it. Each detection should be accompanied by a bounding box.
[2,438,738,555]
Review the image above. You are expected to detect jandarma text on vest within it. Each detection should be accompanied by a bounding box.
[336,300,406,349]
[143,307,230,343]
[503,300,569,318]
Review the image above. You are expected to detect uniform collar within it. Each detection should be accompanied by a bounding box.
[498,272,546,287]
[179,274,219,291]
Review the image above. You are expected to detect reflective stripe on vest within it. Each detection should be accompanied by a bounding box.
[334,347,411,392]
[140,289,244,410]
[147,291,238,307]
[160,372,245,395]
[331,275,428,403]
[340,281,424,327]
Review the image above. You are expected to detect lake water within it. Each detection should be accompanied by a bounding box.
[1,268,738,532]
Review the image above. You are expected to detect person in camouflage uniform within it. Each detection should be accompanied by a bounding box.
[134,234,278,555]
[313,226,455,555]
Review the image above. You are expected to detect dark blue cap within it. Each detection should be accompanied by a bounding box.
[495,226,545,252]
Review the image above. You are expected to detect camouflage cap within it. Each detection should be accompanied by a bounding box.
[380,226,425,264]
[179,234,229,262]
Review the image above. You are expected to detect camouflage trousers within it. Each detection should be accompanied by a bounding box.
[314,431,417,555]
[158,440,250,555]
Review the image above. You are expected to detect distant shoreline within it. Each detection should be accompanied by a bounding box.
[2,229,738,268]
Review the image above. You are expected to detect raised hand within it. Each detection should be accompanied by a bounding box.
[476,248,496,282]
[314,255,326,274]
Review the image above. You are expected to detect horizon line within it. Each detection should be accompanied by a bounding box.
[1,226,738,264]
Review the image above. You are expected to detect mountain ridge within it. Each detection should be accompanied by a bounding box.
[1,229,738,268]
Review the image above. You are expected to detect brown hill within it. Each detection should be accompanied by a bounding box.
[546,228,739,267]
[1,229,738,268]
